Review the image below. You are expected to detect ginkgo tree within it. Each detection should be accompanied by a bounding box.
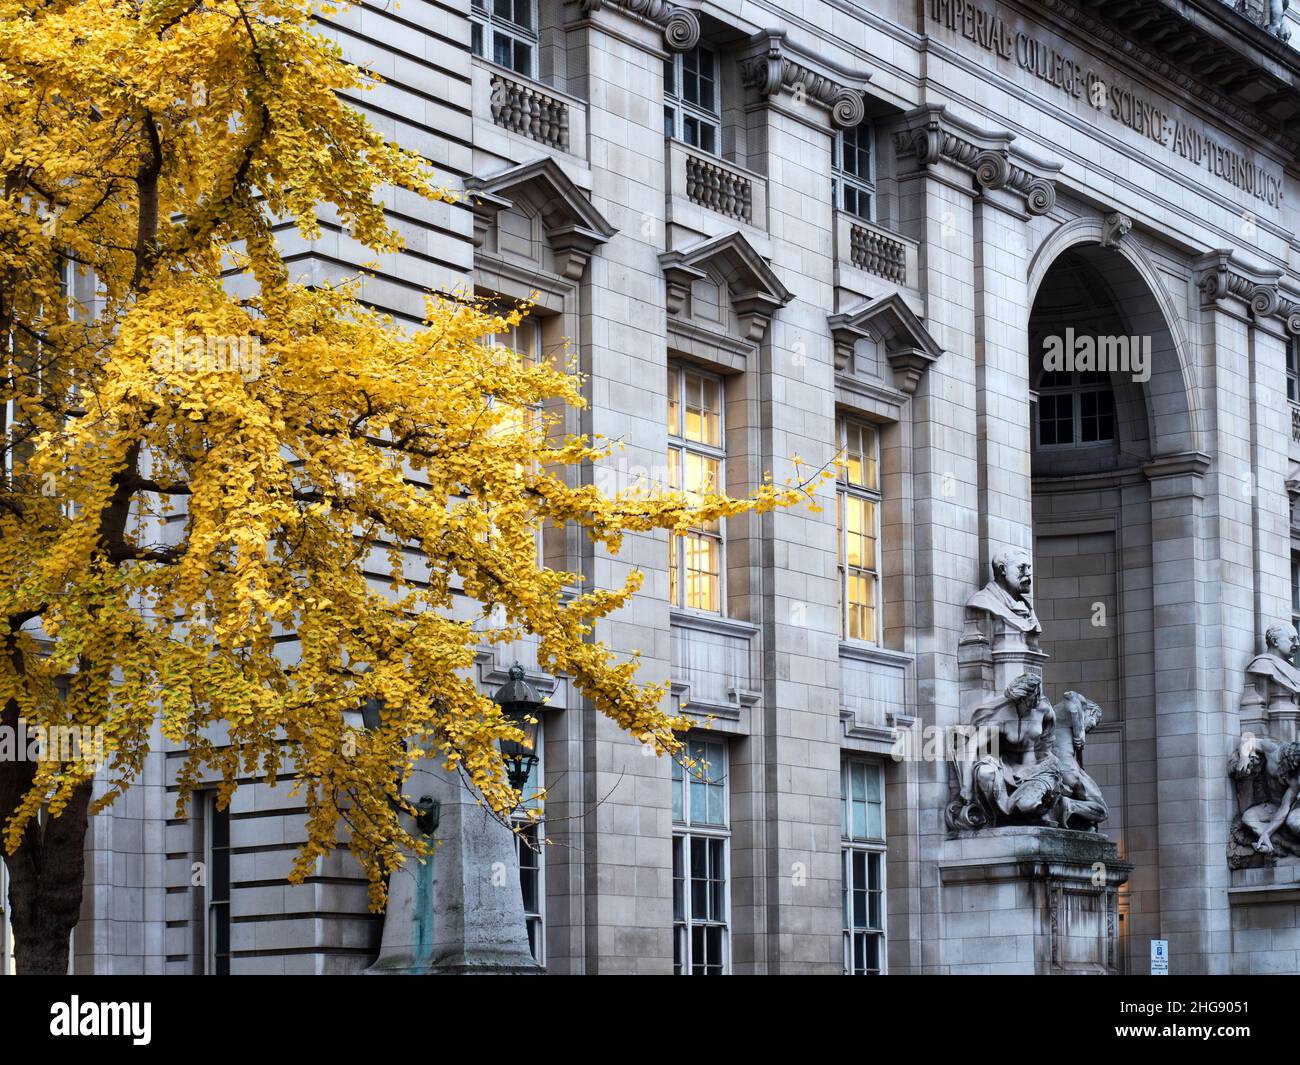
[0,0,826,973]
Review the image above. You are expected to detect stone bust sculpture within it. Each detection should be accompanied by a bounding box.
[966,547,1042,639]
[1243,622,1300,712]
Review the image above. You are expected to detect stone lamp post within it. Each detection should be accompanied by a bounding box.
[366,665,543,975]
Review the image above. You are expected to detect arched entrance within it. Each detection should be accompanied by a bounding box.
[1025,235,1199,975]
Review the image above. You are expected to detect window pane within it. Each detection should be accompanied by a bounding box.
[492,34,511,68]
[672,757,684,823]
[681,371,721,446]
[667,367,680,434]
[690,837,708,916]
[865,763,882,803]
[669,531,680,607]
[683,532,719,612]
[863,932,880,972]
[510,40,532,76]
[673,837,685,921]
[843,422,878,489]
[1038,393,1073,446]
[707,773,724,825]
[1079,389,1115,443]
[707,931,728,977]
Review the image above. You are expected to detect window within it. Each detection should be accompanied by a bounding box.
[668,365,725,613]
[841,759,885,975]
[1289,337,1299,405]
[205,793,231,976]
[0,859,12,975]
[1035,369,1115,448]
[484,315,541,367]
[483,315,541,437]
[512,723,545,965]
[664,46,720,155]
[1292,554,1300,632]
[837,419,881,643]
[471,0,538,78]
[833,120,876,221]
[671,737,729,975]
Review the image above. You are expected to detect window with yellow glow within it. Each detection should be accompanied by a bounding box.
[668,365,725,613]
[838,419,881,642]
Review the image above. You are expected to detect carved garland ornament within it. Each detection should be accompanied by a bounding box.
[738,41,866,128]
[893,124,1056,216]
[579,0,699,51]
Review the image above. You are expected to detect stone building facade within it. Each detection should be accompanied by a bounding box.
[6,0,1300,976]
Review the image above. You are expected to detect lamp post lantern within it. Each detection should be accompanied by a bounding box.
[493,663,543,799]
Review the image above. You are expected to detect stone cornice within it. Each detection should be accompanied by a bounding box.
[891,105,1060,216]
[1142,450,1213,482]
[578,0,699,52]
[1039,0,1300,159]
[737,31,871,129]
[1195,249,1300,333]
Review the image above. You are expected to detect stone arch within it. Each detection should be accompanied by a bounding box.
[1027,216,1201,458]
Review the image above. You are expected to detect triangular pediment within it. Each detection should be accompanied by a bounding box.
[659,231,793,343]
[465,158,615,280]
[829,293,943,394]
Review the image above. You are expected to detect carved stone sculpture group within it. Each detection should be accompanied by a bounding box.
[947,550,1110,833]
[1229,621,1300,868]
[951,547,1300,870]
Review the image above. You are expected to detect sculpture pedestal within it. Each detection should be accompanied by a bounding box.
[938,827,1131,975]
[958,613,1047,707]
[366,764,541,976]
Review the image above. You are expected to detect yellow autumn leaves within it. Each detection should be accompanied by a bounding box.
[0,0,827,907]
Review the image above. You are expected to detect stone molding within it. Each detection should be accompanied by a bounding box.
[737,30,871,129]
[828,292,944,393]
[464,157,616,280]
[892,105,1059,216]
[1195,249,1300,334]
[1040,0,1300,157]
[659,230,792,343]
[578,0,699,52]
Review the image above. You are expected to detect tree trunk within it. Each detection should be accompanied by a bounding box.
[0,689,93,975]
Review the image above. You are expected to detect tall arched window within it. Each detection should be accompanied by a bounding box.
[1035,369,1115,448]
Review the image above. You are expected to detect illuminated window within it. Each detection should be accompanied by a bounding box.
[833,120,876,221]
[664,46,720,155]
[484,316,541,367]
[471,0,538,78]
[837,419,881,643]
[668,365,725,613]
[483,315,541,437]
[841,759,885,975]
[672,738,729,975]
